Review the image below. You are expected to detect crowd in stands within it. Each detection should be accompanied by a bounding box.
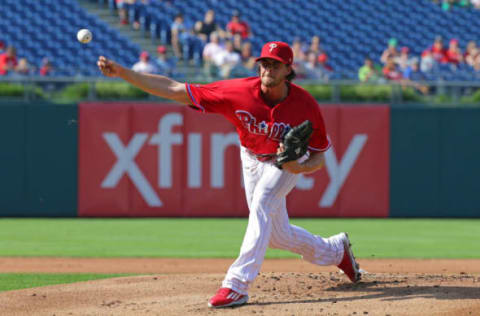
[357,36,480,93]
[3,0,480,93]
[0,42,54,77]
[433,0,480,10]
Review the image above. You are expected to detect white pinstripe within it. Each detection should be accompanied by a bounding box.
[222,147,345,295]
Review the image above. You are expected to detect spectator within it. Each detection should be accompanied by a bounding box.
[0,46,18,75]
[473,53,480,71]
[303,51,329,81]
[445,38,463,65]
[292,38,306,63]
[464,41,479,67]
[403,58,429,95]
[115,0,135,25]
[420,49,436,72]
[308,35,322,55]
[170,13,193,60]
[291,38,307,79]
[202,32,225,78]
[358,57,380,82]
[232,34,243,54]
[240,42,256,71]
[429,36,448,63]
[155,45,176,77]
[383,57,403,81]
[0,41,5,54]
[395,47,413,71]
[196,9,225,42]
[15,58,32,76]
[213,40,240,79]
[39,58,54,76]
[231,41,256,78]
[381,38,399,64]
[472,0,480,8]
[317,53,333,72]
[226,10,251,39]
[132,51,157,73]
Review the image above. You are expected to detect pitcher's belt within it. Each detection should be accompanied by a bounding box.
[246,149,276,162]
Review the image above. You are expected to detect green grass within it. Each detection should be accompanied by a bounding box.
[0,273,129,292]
[0,218,478,259]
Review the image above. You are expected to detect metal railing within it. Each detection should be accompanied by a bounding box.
[1,76,479,104]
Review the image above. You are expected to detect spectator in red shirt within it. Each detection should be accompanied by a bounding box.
[226,10,251,39]
[39,58,53,76]
[0,46,18,75]
[383,57,403,81]
[445,38,463,64]
[317,53,333,72]
[430,36,448,63]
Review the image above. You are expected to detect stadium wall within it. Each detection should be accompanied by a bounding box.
[0,102,77,216]
[0,101,478,218]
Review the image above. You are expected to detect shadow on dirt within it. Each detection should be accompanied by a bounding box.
[250,279,480,306]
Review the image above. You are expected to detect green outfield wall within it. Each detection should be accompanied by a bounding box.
[0,102,77,216]
[390,106,480,217]
[0,102,478,217]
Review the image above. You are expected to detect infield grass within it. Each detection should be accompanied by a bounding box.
[0,218,478,259]
[0,273,129,292]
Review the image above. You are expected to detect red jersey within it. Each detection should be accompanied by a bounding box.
[0,53,17,75]
[186,77,330,155]
[227,21,250,39]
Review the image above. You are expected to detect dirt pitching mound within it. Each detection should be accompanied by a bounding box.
[0,258,479,316]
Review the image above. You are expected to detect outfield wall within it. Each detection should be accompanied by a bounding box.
[0,101,478,217]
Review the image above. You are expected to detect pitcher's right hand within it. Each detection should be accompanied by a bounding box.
[97,56,122,77]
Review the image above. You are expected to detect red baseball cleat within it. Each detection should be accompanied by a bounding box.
[337,233,361,283]
[208,287,249,308]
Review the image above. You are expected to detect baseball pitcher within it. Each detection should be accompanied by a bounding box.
[97,41,361,308]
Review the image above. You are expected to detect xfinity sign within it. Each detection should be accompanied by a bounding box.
[100,113,366,208]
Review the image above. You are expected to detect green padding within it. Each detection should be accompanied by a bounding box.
[390,107,480,217]
[0,104,26,209]
[438,109,480,216]
[0,102,78,216]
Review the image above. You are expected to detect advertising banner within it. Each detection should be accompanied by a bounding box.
[78,103,389,217]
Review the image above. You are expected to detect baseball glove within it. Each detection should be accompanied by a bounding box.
[275,120,313,169]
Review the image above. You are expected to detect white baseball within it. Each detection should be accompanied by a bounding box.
[77,29,92,44]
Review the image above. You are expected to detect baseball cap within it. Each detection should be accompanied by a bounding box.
[388,38,397,47]
[140,51,149,59]
[157,45,166,54]
[401,46,409,53]
[255,41,294,65]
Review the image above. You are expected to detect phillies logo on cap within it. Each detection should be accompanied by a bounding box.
[256,41,294,65]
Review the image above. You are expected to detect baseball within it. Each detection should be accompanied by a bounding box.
[77,29,92,44]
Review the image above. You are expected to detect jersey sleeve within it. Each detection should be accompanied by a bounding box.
[308,103,331,153]
[185,81,230,114]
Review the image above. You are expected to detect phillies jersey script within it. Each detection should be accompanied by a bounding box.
[186,77,331,155]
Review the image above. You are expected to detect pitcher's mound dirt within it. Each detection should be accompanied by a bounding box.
[0,258,479,316]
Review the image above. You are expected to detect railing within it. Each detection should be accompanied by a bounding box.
[1,76,479,104]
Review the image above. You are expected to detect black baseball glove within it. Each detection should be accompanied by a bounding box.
[275,120,313,169]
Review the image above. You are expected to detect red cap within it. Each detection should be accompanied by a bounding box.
[140,51,149,59]
[157,45,166,53]
[317,53,327,63]
[450,38,459,45]
[255,41,293,65]
[401,46,409,53]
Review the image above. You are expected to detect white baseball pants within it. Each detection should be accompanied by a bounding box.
[222,147,345,295]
